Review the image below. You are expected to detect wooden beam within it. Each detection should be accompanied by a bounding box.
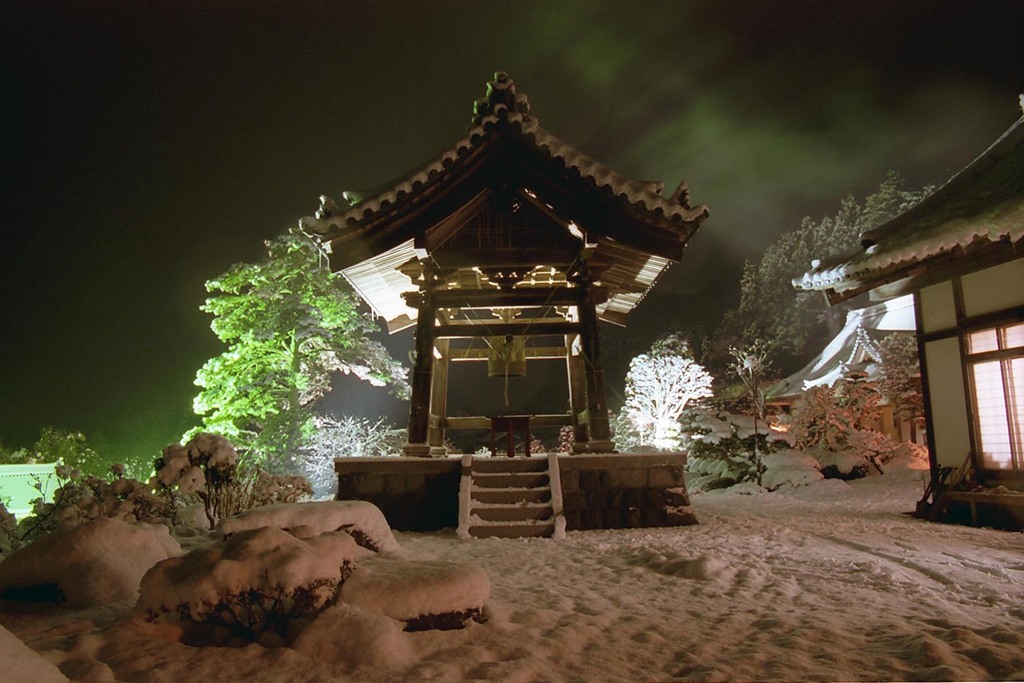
[427,338,451,448]
[432,287,605,308]
[445,414,573,430]
[435,321,581,338]
[449,346,568,361]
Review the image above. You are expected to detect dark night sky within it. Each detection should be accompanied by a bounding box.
[2,0,1023,458]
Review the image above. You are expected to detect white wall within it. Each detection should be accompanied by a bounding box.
[923,336,971,469]
[961,258,1024,317]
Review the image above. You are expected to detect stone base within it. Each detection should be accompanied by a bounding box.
[572,439,615,454]
[335,453,697,532]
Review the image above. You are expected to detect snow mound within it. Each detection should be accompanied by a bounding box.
[341,557,490,629]
[762,449,824,490]
[293,602,414,672]
[627,549,730,580]
[0,623,68,683]
[816,449,872,478]
[0,518,180,607]
[137,526,367,637]
[217,500,400,554]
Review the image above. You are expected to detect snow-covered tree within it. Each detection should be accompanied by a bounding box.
[730,341,774,485]
[190,228,408,472]
[876,333,924,427]
[300,415,404,497]
[713,172,932,373]
[623,352,713,450]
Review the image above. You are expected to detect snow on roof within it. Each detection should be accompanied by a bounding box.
[794,105,1024,299]
[768,294,916,401]
[299,72,708,246]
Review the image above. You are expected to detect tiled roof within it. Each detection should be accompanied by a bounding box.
[300,72,708,244]
[767,295,916,401]
[794,106,1024,299]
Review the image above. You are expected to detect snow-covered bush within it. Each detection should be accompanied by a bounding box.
[556,425,575,453]
[687,433,788,491]
[0,501,18,554]
[761,449,823,490]
[155,433,312,528]
[793,381,926,478]
[340,558,490,631]
[17,465,176,544]
[300,415,404,498]
[0,518,180,607]
[684,411,790,492]
[138,526,366,641]
[217,500,400,555]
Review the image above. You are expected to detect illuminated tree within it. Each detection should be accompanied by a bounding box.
[33,427,102,474]
[300,415,404,497]
[191,228,408,471]
[623,350,713,450]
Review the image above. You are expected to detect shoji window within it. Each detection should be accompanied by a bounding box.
[966,322,1024,470]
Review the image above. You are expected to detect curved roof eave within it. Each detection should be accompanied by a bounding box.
[794,108,1024,299]
[299,73,708,267]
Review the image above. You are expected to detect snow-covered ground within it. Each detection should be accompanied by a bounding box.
[2,466,1023,682]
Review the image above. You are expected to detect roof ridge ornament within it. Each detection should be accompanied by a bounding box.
[471,71,532,127]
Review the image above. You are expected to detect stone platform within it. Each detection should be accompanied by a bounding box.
[335,453,697,532]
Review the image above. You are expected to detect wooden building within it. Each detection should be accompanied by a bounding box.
[300,72,708,458]
[795,100,1024,527]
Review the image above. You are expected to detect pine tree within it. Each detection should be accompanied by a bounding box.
[190,228,408,471]
[712,172,932,375]
[876,333,924,427]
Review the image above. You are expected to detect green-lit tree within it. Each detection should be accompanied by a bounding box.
[190,228,409,471]
[32,427,100,473]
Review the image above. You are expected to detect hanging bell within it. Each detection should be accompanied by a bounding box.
[487,334,527,377]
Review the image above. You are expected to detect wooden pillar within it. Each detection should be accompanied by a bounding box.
[565,333,588,446]
[426,336,451,455]
[404,263,436,457]
[574,276,614,453]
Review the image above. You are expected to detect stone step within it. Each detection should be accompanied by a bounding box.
[471,487,552,505]
[471,457,549,474]
[467,521,555,539]
[472,472,549,489]
[471,503,554,523]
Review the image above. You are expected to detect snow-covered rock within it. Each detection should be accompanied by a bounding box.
[137,526,368,636]
[0,518,180,607]
[217,500,400,554]
[762,449,824,490]
[341,557,490,630]
[0,623,68,683]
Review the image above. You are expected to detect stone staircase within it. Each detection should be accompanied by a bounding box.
[458,454,565,539]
